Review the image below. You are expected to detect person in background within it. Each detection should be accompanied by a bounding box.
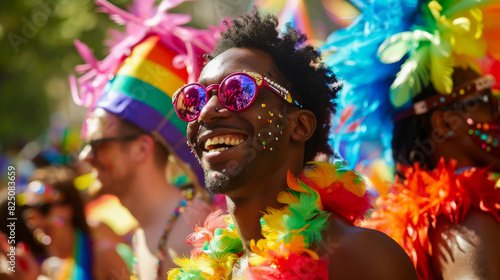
[324,0,500,279]
[72,0,219,278]
[1,166,131,280]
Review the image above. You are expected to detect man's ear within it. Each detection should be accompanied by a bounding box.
[290,110,316,143]
[430,109,458,140]
[134,134,155,161]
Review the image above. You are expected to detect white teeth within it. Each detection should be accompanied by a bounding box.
[204,136,245,152]
[207,147,229,153]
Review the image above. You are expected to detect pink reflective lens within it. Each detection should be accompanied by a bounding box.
[174,84,207,122]
[173,72,297,122]
[219,74,257,111]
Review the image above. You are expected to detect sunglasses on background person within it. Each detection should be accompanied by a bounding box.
[80,134,143,158]
[172,72,302,122]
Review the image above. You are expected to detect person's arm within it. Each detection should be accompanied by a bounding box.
[93,239,132,280]
[430,209,500,279]
[327,226,418,280]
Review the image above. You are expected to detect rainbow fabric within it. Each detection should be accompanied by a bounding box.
[97,35,199,181]
[366,158,500,280]
[167,162,373,279]
[48,229,92,280]
[71,0,220,186]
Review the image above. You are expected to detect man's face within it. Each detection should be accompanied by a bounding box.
[186,48,296,196]
[79,108,136,196]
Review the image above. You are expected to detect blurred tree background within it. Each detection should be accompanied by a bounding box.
[0,0,130,153]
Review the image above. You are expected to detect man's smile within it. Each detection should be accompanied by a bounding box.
[202,134,247,153]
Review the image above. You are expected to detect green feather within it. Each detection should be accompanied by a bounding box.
[171,269,204,280]
[378,30,434,64]
[390,45,431,107]
[429,39,455,94]
[202,226,243,260]
[280,185,330,245]
[442,0,494,17]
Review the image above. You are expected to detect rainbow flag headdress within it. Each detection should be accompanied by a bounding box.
[70,0,221,187]
[322,0,500,168]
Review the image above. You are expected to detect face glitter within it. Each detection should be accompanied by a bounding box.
[466,117,500,157]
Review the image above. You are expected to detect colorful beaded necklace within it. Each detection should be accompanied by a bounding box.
[131,188,193,280]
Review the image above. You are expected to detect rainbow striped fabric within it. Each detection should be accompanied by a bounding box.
[97,35,203,185]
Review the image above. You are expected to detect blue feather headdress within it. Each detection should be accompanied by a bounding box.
[322,0,420,169]
[322,0,499,171]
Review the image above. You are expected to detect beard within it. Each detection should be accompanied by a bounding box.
[201,142,260,195]
[203,158,250,195]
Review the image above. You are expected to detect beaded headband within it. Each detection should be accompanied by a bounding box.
[393,75,496,121]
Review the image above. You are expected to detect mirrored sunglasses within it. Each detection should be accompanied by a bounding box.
[172,72,302,122]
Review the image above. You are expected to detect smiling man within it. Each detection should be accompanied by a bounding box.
[168,9,417,280]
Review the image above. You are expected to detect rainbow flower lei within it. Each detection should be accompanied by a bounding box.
[168,162,373,279]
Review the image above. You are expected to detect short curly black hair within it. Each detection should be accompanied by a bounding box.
[207,8,340,162]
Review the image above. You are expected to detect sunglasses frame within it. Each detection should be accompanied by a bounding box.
[82,134,143,158]
[173,71,301,122]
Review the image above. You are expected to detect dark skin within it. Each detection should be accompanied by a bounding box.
[428,68,500,172]
[187,47,418,279]
[422,68,500,279]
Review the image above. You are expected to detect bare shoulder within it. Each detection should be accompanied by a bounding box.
[165,196,212,262]
[429,209,500,279]
[90,222,132,280]
[93,239,131,280]
[319,214,417,280]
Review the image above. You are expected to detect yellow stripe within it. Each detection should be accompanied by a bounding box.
[117,56,185,98]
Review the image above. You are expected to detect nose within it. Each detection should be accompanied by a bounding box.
[79,144,95,163]
[197,92,230,124]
